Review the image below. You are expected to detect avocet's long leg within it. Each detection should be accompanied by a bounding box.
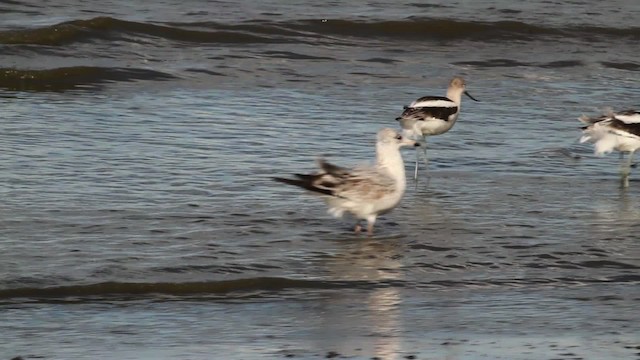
[413,145,420,181]
[421,135,428,172]
[413,136,428,181]
[622,151,635,188]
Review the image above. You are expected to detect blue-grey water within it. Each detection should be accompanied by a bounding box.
[1,1,639,359]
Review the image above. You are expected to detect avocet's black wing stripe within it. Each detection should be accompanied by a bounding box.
[397,106,459,122]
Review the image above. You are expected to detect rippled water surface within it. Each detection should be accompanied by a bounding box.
[1,0,639,359]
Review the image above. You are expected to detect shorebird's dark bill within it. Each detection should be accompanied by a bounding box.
[464,91,479,102]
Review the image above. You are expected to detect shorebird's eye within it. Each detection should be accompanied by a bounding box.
[395,135,402,140]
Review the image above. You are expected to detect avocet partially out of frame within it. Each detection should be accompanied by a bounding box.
[396,76,478,180]
[579,109,640,188]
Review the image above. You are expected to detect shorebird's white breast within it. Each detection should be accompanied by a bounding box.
[582,124,640,155]
[418,113,459,135]
[611,132,640,153]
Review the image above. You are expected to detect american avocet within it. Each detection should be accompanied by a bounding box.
[579,109,640,188]
[396,76,478,180]
[273,128,419,236]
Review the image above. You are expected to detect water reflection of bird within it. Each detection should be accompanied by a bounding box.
[325,238,404,359]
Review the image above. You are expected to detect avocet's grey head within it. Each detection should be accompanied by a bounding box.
[449,76,479,102]
[377,128,420,148]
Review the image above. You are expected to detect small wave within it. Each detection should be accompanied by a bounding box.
[421,275,639,289]
[0,22,99,46]
[185,68,226,76]
[453,59,530,67]
[284,18,637,42]
[497,9,522,14]
[601,61,640,71]
[409,3,452,9]
[539,60,584,68]
[0,16,275,46]
[0,277,399,301]
[502,243,549,249]
[1,16,637,47]
[453,59,584,69]
[578,260,639,270]
[1,273,636,301]
[360,57,399,64]
[284,19,560,41]
[261,50,335,60]
[0,66,176,91]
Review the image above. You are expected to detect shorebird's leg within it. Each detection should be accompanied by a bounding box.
[421,135,429,172]
[413,136,428,181]
[621,151,635,188]
[366,216,376,237]
[413,145,420,181]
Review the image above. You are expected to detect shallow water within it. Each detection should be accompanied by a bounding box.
[1,0,640,359]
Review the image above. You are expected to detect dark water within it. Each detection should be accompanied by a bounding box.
[1,1,639,359]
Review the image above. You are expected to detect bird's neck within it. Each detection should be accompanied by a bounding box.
[376,144,406,190]
[446,89,463,106]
